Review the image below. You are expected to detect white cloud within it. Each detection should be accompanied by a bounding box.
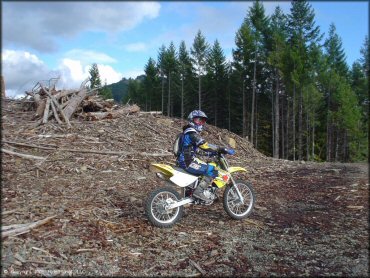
[124,43,148,52]
[3,2,161,52]
[2,49,125,97]
[64,49,117,64]
[2,50,55,97]
[97,64,123,85]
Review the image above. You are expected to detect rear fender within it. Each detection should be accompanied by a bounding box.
[151,163,198,187]
[151,164,174,178]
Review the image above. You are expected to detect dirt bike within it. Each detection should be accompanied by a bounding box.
[145,151,256,228]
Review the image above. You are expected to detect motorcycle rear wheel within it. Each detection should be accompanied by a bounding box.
[145,186,184,228]
[223,180,255,220]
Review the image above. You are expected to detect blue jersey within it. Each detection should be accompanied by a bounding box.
[177,126,219,168]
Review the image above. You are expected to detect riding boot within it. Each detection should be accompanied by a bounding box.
[193,176,213,201]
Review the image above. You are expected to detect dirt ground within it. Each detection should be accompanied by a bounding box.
[1,99,369,277]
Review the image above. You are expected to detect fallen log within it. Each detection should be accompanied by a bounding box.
[42,98,51,124]
[63,78,89,120]
[139,111,162,115]
[2,148,46,160]
[40,83,71,128]
[83,105,140,120]
[2,141,172,157]
[35,98,46,118]
[50,100,63,125]
[2,215,57,238]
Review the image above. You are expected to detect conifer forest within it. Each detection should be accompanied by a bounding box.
[102,1,368,162]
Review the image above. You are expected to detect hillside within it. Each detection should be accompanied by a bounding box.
[1,98,368,276]
[105,75,145,103]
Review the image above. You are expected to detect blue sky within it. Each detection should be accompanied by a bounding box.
[2,1,369,97]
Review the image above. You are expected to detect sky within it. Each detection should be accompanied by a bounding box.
[2,1,369,98]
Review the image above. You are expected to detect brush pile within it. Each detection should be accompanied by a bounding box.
[21,77,140,128]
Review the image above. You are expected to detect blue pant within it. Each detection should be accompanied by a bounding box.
[185,158,218,178]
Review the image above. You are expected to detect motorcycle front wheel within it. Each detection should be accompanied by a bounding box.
[145,186,184,228]
[223,180,255,220]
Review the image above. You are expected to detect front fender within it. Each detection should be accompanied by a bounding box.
[228,166,247,174]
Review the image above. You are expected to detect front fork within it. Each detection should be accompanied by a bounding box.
[229,175,244,204]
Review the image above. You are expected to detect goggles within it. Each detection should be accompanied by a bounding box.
[193,117,206,125]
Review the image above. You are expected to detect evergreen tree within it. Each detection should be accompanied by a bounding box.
[287,0,323,160]
[163,42,178,117]
[191,30,210,110]
[247,0,270,147]
[359,36,369,77]
[99,79,113,100]
[178,41,194,118]
[123,78,143,106]
[157,45,167,113]
[268,6,288,158]
[324,23,349,78]
[143,58,159,111]
[89,63,102,89]
[233,16,254,137]
[323,23,352,161]
[205,39,228,128]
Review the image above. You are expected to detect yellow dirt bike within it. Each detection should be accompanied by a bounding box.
[145,151,255,228]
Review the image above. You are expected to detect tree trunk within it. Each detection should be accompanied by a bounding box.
[286,95,290,159]
[1,75,5,98]
[312,118,315,160]
[161,70,164,114]
[326,75,332,161]
[281,91,285,159]
[242,79,247,137]
[306,108,309,160]
[198,74,202,110]
[272,82,275,157]
[167,72,171,117]
[274,73,280,158]
[181,78,184,119]
[293,84,296,161]
[63,88,87,120]
[251,51,257,145]
[298,87,303,160]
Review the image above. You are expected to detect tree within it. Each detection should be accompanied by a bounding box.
[287,0,323,160]
[323,23,350,161]
[178,41,193,119]
[268,6,288,158]
[359,36,369,77]
[247,0,270,146]
[233,16,254,138]
[163,42,178,117]
[99,79,113,100]
[191,30,209,110]
[143,58,159,111]
[205,39,228,127]
[89,63,102,89]
[324,23,349,78]
[157,45,167,114]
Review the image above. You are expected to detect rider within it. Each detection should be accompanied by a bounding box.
[177,110,235,202]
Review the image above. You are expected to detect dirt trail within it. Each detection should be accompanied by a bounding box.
[1,99,368,276]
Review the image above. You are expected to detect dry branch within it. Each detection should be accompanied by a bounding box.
[2,215,57,238]
[189,259,206,275]
[2,148,46,160]
[2,141,172,157]
[40,83,71,127]
[42,98,51,124]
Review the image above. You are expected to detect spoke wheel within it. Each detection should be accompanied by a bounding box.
[145,187,183,228]
[223,180,255,220]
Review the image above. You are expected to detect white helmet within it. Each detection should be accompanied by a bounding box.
[187,110,208,132]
